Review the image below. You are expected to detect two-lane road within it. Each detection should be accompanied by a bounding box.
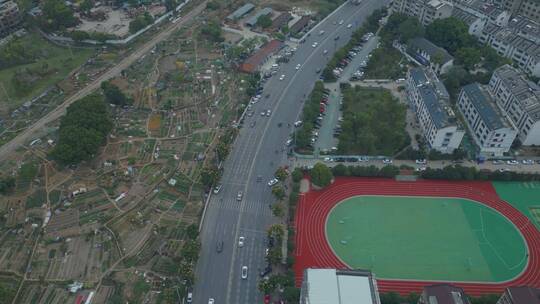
[193,1,390,303]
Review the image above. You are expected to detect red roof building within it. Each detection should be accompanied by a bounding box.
[238,40,284,73]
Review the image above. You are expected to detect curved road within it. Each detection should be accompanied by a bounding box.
[193,0,390,303]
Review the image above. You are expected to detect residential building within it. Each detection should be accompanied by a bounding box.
[226,3,255,22]
[493,0,540,23]
[391,0,454,25]
[407,37,454,75]
[270,12,291,31]
[451,0,510,37]
[489,64,540,145]
[0,0,22,38]
[418,284,471,304]
[497,286,540,304]
[457,83,517,156]
[479,16,540,77]
[289,15,310,35]
[245,7,273,27]
[300,268,381,304]
[238,39,284,73]
[407,68,464,153]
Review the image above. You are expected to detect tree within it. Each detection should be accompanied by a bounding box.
[267,224,285,242]
[425,17,474,54]
[455,47,482,70]
[80,0,93,13]
[258,278,276,294]
[397,17,424,42]
[431,50,446,66]
[271,202,285,217]
[291,168,303,183]
[71,30,90,42]
[267,247,282,265]
[310,163,333,188]
[275,167,288,181]
[185,224,199,240]
[101,81,131,106]
[200,20,224,42]
[0,177,15,195]
[271,185,286,201]
[129,12,153,33]
[42,0,77,31]
[50,94,112,165]
[256,14,272,28]
[201,166,221,187]
[164,0,177,11]
[181,240,201,263]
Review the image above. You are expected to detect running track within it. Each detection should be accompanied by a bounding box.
[293,177,540,296]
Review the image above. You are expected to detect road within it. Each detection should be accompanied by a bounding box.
[193,0,390,303]
[0,0,207,162]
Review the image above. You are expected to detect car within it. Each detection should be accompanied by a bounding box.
[296,64,301,70]
[319,30,325,35]
[286,138,293,146]
[264,295,271,304]
[260,111,266,116]
[208,299,214,304]
[268,178,279,187]
[216,241,223,253]
[506,160,519,165]
[334,35,340,41]
[347,23,352,28]
[312,42,318,48]
[415,167,427,172]
[492,160,503,165]
[415,159,427,165]
[279,74,285,81]
[241,266,248,279]
[266,109,271,116]
[294,120,303,127]
[271,63,279,69]
[250,121,256,128]
[382,158,393,164]
[238,236,245,247]
[213,185,222,194]
[339,19,344,25]
[498,168,510,172]
[187,292,193,303]
[324,157,333,162]
[265,93,271,98]
[323,49,328,55]
[316,68,321,73]
[237,191,243,201]
[522,159,534,165]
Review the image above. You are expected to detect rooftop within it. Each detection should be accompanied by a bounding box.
[410,68,454,129]
[408,37,454,64]
[290,15,310,34]
[492,65,540,122]
[462,83,509,130]
[506,286,540,304]
[452,6,481,26]
[270,12,292,30]
[423,284,471,304]
[245,7,273,26]
[238,39,284,73]
[226,3,255,21]
[303,269,380,304]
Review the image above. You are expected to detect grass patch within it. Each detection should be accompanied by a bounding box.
[364,46,407,80]
[26,188,47,208]
[0,31,94,108]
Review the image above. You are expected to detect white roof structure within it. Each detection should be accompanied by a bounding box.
[301,269,380,304]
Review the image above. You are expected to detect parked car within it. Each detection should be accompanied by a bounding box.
[241,266,248,279]
[382,159,393,164]
[268,178,279,187]
[415,159,427,165]
[506,160,519,165]
[238,236,245,247]
[213,184,222,194]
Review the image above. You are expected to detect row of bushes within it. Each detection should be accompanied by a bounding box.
[294,81,326,152]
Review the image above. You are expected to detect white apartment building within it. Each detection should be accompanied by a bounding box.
[391,0,453,26]
[489,64,540,145]
[407,68,465,153]
[458,83,517,156]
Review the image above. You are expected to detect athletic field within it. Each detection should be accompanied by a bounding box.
[294,178,540,296]
[326,196,527,282]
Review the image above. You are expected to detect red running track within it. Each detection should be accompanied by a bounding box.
[293,177,540,296]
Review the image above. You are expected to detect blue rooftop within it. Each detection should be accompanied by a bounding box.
[462,83,506,130]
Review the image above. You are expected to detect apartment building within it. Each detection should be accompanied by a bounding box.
[489,64,540,145]
[418,284,471,304]
[451,0,510,36]
[407,37,454,74]
[407,68,464,153]
[497,286,540,304]
[457,83,517,156]
[493,0,540,23]
[0,0,21,37]
[479,16,540,77]
[392,0,454,25]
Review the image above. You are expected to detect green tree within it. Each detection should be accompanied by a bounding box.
[129,12,153,33]
[185,224,199,240]
[256,14,272,28]
[291,168,303,182]
[310,162,333,188]
[181,240,201,263]
[71,30,90,42]
[455,47,482,70]
[275,167,288,181]
[271,202,285,217]
[200,20,224,42]
[50,94,112,165]
[425,17,475,54]
[201,166,221,187]
[267,224,285,241]
[267,247,282,265]
[398,17,424,42]
[42,0,77,30]
[80,0,93,13]
[101,81,131,106]
[0,177,15,195]
[271,185,286,201]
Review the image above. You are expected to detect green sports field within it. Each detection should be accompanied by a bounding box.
[326,195,528,282]
[493,182,540,230]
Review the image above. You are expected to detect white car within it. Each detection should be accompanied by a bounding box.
[187,292,193,303]
[237,191,243,201]
[208,299,214,304]
[323,49,328,55]
[382,159,393,164]
[415,167,427,172]
[294,120,303,127]
[241,266,248,279]
[279,74,285,81]
[415,159,427,165]
[260,111,266,116]
[296,64,301,70]
[506,160,519,165]
[266,109,271,116]
[268,178,279,187]
[319,30,325,35]
[324,157,333,162]
[238,236,245,247]
[213,185,222,194]
[492,160,503,165]
[339,20,344,25]
[522,159,534,165]
[286,138,293,146]
[347,24,352,28]
[312,42,318,48]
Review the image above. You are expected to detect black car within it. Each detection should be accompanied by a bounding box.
[260,264,272,277]
[216,241,224,253]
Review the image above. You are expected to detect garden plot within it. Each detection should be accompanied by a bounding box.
[114,109,150,138]
[18,283,77,304]
[45,209,80,238]
[0,231,32,273]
